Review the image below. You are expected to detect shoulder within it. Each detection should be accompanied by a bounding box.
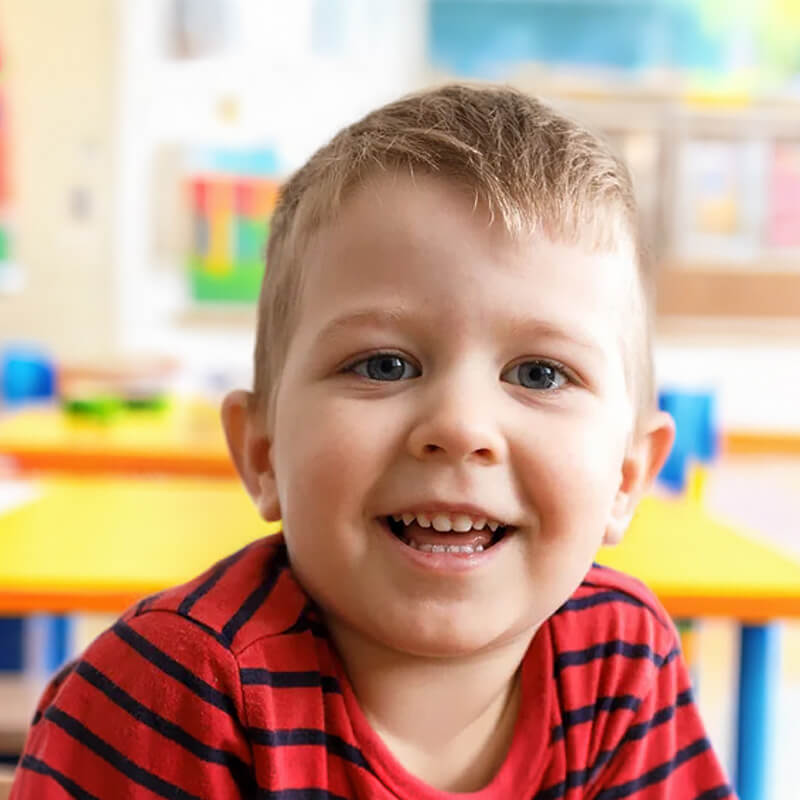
[127,533,312,656]
[537,568,734,794]
[15,548,303,799]
[552,562,678,650]
[16,537,328,798]
[25,536,314,749]
[544,564,681,707]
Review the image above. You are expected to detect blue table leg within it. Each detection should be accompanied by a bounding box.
[26,614,75,674]
[0,617,25,671]
[736,623,780,800]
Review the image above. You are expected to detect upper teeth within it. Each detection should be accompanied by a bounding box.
[393,513,504,533]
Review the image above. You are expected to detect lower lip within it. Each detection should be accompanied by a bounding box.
[378,519,510,573]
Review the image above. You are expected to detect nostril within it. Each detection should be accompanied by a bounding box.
[419,443,496,460]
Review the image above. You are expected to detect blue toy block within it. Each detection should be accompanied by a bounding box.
[1,344,56,406]
[657,388,718,492]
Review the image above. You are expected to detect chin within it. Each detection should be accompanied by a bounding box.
[372,611,524,660]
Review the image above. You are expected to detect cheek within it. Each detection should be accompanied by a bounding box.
[272,393,400,522]
[275,418,347,517]
[517,413,627,528]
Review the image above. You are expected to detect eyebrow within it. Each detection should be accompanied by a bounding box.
[503,316,606,360]
[315,307,605,360]
[315,307,408,337]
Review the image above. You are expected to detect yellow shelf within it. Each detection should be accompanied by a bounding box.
[0,401,234,476]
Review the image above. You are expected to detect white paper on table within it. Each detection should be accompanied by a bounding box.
[0,478,42,515]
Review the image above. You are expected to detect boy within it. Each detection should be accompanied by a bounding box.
[12,84,735,798]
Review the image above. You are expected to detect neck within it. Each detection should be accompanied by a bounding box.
[327,619,534,792]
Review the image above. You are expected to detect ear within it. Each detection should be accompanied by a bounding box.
[221,390,281,521]
[603,410,675,546]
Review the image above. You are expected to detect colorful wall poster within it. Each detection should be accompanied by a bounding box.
[674,138,766,263]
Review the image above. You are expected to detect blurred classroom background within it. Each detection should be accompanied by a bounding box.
[0,1,799,798]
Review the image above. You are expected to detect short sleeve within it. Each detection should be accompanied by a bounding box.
[588,648,736,799]
[11,609,256,799]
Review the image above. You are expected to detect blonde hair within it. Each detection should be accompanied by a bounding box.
[253,83,654,425]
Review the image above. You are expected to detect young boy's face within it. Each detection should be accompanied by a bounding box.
[234,173,671,658]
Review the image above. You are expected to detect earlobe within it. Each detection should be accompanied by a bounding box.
[603,493,633,546]
[221,390,282,521]
[603,410,676,546]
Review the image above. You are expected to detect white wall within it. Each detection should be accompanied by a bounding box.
[655,323,800,431]
[0,0,119,361]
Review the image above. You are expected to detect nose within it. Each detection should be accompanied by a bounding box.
[405,375,507,465]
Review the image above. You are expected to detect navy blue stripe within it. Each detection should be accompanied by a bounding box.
[178,546,250,616]
[551,694,641,742]
[554,641,680,676]
[535,689,695,799]
[280,613,311,635]
[43,706,204,800]
[593,737,712,799]
[533,777,571,800]
[560,591,644,613]
[53,658,78,686]
[222,546,288,646]
[31,659,78,727]
[583,565,672,629]
[585,688,695,784]
[693,786,734,800]
[112,620,238,716]
[75,660,257,795]
[557,591,671,632]
[621,688,693,744]
[135,591,163,617]
[171,612,231,648]
[135,597,151,616]
[241,668,341,693]
[248,727,372,772]
[20,754,101,800]
[281,607,329,638]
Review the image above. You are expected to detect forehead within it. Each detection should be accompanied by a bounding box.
[296,174,637,350]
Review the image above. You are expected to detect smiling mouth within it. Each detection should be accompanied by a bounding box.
[383,513,513,554]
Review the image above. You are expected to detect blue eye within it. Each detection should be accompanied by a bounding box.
[350,354,421,382]
[503,361,568,390]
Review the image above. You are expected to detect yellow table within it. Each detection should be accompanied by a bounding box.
[597,496,800,621]
[0,477,276,612]
[1,476,798,799]
[0,402,234,477]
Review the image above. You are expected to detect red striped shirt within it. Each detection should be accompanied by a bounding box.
[12,535,735,799]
